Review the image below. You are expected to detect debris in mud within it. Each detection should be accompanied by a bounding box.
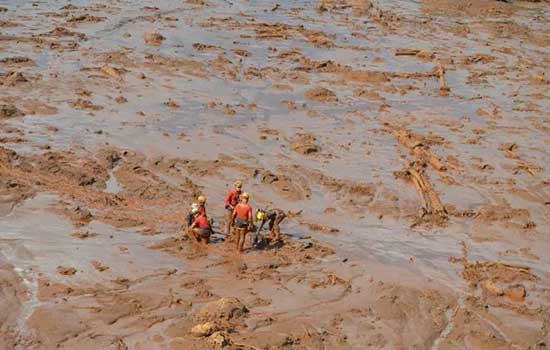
[100,66,128,79]
[67,13,105,23]
[394,164,448,227]
[60,4,79,10]
[462,261,537,286]
[462,53,496,65]
[191,322,218,337]
[310,272,351,290]
[45,27,86,40]
[342,70,389,83]
[192,42,221,51]
[504,284,526,302]
[0,104,24,119]
[0,56,35,66]
[91,260,109,272]
[354,88,384,101]
[232,48,251,57]
[393,128,446,171]
[164,99,180,108]
[258,169,312,201]
[0,71,28,86]
[115,96,128,104]
[290,133,320,155]
[65,204,93,226]
[300,221,340,233]
[434,61,451,96]
[318,0,373,15]
[69,98,104,111]
[144,30,165,45]
[395,48,434,60]
[209,331,230,347]
[56,266,77,276]
[305,86,338,103]
[530,72,549,86]
[471,202,534,238]
[0,20,19,28]
[196,297,248,321]
[71,231,98,239]
[422,0,514,17]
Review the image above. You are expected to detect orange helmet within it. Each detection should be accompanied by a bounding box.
[197,195,206,204]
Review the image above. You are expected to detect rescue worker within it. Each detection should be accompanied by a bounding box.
[224,181,242,236]
[197,195,207,216]
[188,211,212,246]
[253,208,286,245]
[231,192,253,252]
[185,203,200,229]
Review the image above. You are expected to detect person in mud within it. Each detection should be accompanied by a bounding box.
[231,192,253,252]
[224,180,242,236]
[253,208,286,245]
[188,211,212,246]
[185,203,200,228]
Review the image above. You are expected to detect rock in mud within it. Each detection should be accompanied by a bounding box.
[0,104,24,119]
[144,31,165,45]
[100,66,127,79]
[291,133,320,155]
[305,86,338,103]
[197,297,248,321]
[72,205,93,221]
[191,322,218,337]
[481,280,502,296]
[115,96,128,104]
[56,266,77,276]
[505,284,526,302]
[1,71,28,86]
[209,331,230,347]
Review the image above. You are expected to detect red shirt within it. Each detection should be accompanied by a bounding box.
[193,215,209,228]
[225,189,241,207]
[234,203,252,220]
[198,204,206,216]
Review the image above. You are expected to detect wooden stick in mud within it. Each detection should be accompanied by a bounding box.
[395,49,421,56]
[394,129,446,171]
[408,168,430,213]
[435,60,450,95]
[408,166,447,216]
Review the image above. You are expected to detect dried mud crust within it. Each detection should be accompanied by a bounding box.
[17,235,462,350]
[445,244,550,350]
[0,146,198,230]
[0,260,26,350]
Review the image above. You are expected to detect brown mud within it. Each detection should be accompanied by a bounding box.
[0,0,549,349]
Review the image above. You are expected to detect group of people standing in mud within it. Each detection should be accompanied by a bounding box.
[185,180,286,252]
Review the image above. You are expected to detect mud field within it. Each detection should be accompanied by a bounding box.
[1,0,549,349]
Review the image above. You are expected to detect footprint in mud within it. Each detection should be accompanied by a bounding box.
[56,266,77,276]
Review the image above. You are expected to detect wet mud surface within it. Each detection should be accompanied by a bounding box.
[1,0,549,349]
